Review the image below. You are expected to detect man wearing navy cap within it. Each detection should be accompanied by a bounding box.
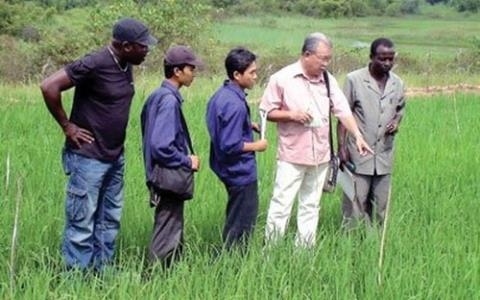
[40,17,157,271]
[141,45,202,266]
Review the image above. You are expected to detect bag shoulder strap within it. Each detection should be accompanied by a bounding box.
[323,71,334,157]
[178,108,195,155]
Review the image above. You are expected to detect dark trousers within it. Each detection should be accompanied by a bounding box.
[149,193,184,266]
[223,181,259,249]
[342,173,391,228]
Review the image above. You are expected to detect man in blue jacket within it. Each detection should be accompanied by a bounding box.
[206,47,268,249]
[141,45,202,265]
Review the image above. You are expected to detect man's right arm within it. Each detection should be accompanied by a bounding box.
[40,69,74,128]
[150,96,197,170]
[40,69,94,148]
[266,109,312,124]
[260,76,313,125]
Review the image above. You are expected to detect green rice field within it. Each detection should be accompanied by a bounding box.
[1,11,479,300]
[0,78,479,299]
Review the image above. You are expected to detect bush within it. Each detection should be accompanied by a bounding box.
[0,2,55,37]
[0,0,213,81]
[450,0,480,12]
[400,0,420,14]
[386,1,403,16]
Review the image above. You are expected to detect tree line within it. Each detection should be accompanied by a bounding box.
[0,0,478,82]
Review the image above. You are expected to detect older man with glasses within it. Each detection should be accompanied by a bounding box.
[260,32,373,248]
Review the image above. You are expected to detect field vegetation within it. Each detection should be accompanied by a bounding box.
[0,1,479,299]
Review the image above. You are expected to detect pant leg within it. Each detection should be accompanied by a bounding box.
[265,161,305,245]
[149,194,184,265]
[295,163,328,248]
[223,181,258,249]
[343,173,373,228]
[62,149,106,270]
[371,174,392,225]
[92,154,125,270]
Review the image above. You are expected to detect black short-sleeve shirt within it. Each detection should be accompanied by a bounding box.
[65,47,135,161]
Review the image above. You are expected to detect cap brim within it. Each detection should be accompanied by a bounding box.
[138,34,158,46]
[191,57,204,68]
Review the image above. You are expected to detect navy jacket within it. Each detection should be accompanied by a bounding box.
[206,80,257,186]
[141,80,191,183]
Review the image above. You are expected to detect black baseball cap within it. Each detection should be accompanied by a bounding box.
[112,17,157,46]
[164,46,204,67]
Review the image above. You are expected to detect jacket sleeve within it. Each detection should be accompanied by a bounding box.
[394,79,406,123]
[218,101,247,156]
[150,95,191,168]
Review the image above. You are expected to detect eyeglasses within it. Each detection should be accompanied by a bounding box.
[310,51,332,63]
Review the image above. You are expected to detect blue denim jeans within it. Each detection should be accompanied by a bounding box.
[61,148,125,270]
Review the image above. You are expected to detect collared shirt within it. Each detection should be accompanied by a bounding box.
[344,66,406,175]
[260,61,352,166]
[141,80,192,183]
[206,80,257,186]
[65,47,135,161]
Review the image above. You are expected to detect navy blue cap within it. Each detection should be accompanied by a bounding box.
[112,17,157,46]
[165,46,203,67]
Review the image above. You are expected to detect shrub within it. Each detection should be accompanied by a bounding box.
[400,0,420,14]
[0,0,213,81]
[450,0,480,12]
[386,1,403,16]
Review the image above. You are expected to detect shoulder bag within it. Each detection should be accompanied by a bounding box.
[322,71,339,193]
[149,101,195,203]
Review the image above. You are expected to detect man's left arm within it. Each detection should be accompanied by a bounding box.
[386,81,406,134]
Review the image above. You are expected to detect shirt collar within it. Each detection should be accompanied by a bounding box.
[161,79,184,103]
[224,80,247,100]
[292,61,325,83]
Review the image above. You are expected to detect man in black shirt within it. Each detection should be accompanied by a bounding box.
[40,18,157,271]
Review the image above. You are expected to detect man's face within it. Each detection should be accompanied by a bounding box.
[124,42,149,65]
[234,61,257,90]
[304,42,332,78]
[371,45,396,74]
[177,65,196,87]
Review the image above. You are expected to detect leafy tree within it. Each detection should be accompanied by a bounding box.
[88,0,211,49]
[450,0,480,12]
[426,0,448,4]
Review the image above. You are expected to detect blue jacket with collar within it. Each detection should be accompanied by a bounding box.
[206,80,257,186]
[141,80,192,183]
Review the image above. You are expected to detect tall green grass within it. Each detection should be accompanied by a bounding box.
[0,77,479,299]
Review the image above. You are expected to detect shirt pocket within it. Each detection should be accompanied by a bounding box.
[66,177,89,223]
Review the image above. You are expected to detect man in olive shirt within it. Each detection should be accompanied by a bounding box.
[338,38,406,227]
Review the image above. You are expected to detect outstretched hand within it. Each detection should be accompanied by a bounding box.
[355,135,374,156]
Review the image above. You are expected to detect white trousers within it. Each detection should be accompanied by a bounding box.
[265,160,328,247]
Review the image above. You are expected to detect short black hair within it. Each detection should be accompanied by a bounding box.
[164,61,192,78]
[225,47,256,80]
[370,38,394,58]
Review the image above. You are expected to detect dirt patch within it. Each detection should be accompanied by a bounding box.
[406,84,480,97]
